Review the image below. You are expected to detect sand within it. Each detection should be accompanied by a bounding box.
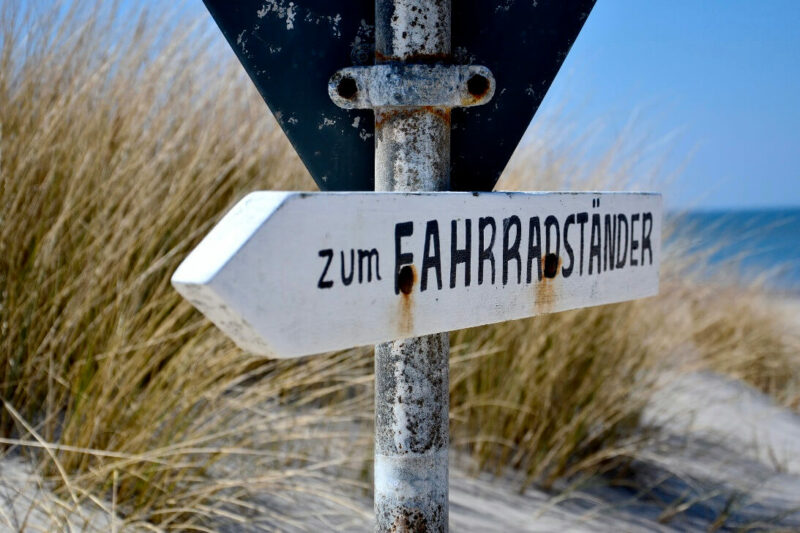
[4,345,800,531]
[204,367,800,531]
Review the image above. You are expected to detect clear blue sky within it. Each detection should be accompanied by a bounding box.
[540,0,800,209]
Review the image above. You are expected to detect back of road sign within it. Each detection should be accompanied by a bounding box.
[203,0,596,192]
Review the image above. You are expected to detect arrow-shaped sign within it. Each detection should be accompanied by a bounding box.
[173,191,661,358]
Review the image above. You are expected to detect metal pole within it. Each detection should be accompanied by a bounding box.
[373,0,451,531]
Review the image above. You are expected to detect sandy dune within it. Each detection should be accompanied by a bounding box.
[3,370,800,532]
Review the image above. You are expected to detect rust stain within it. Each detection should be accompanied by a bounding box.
[390,508,427,532]
[398,265,416,336]
[335,75,358,100]
[470,84,490,99]
[376,108,415,129]
[459,95,481,107]
[463,73,491,106]
[422,106,451,125]
[375,107,451,129]
[459,90,490,107]
[373,50,393,63]
[534,256,562,315]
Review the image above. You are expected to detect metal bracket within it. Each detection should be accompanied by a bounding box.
[328,64,495,109]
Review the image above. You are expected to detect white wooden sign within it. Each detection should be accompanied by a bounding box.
[172,191,662,358]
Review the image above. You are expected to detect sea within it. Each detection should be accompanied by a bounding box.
[668,208,800,292]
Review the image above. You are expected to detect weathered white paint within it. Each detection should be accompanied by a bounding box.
[172,191,662,358]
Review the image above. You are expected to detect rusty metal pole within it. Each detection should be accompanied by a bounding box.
[373,0,451,531]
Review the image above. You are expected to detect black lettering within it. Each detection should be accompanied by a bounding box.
[502,216,522,285]
[318,249,334,289]
[421,220,442,291]
[358,249,381,283]
[604,214,616,272]
[577,212,588,275]
[630,213,640,266]
[478,217,496,285]
[394,222,414,295]
[562,214,575,278]
[616,214,628,269]
[526,217,542,282]
[341,249,355,286]
[589,214,602,275]
[544,215,560,262]
[450,219,471,288]
[642,212,653,266]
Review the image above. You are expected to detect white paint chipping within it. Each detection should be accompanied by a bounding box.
[495,0,515,13]
[330,13,342,38]
[285,2,296,30]
[317,117,337,130]
[351,19,374,48]
[256,0,297,31]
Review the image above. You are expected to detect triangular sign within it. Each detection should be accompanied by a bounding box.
[203,0,596,192]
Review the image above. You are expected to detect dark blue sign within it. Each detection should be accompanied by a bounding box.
[203,1,596,191]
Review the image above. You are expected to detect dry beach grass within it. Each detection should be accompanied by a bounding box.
[1,1,799,530]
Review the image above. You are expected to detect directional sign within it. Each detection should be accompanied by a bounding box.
[202,1,596,192]
[172,191,661,358]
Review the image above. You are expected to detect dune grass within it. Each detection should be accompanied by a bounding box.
[0,1,373,528]
[2,1,799,530]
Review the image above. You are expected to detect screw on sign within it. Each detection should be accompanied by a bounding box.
[171,1,663,531]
